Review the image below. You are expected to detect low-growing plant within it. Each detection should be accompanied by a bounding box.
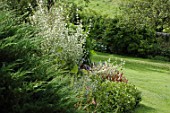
[75,77,141,113]
[94,81,142,113]
[91,59,128,83]
[76,60,141,113]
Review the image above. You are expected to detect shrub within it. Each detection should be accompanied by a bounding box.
[76,61,141,113]
[0,66,80,113]
[1,0,37,21]
[66,3,93,65]
[30,1,87,69]
[94,81,141,113]
[0,8,81,113]
[155,37,170,61]
[151,55,170,62]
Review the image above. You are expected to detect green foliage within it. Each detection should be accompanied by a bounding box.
[78,9,109,52]
[1,0,37,21]
[30,1,87,69]
[77,9,157,57]
[94,81,141,113]
[122,0,170,32]
[75,61,141,113]
[121,0,170,60]
[75,75,141,113]
[66,3,93,65]
[0,66,79,113]
[1,0,65,21]
[69,0,170,61]
[0,9,80,113]
[0,10,39,66]
[90,61,141,113]
[150,55,170,62]
[0,1,144,113]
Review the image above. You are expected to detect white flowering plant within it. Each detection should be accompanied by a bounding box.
[30,1,87,68]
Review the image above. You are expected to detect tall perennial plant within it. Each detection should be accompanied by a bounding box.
[30,1,87,67]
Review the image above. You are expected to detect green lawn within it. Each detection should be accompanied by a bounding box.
[69,0,124,18]
[92,52,170,113]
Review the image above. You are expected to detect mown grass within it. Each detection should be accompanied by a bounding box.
[69,0,124,18]
[92,52,170,113]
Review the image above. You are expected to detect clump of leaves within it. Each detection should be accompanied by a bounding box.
[93,81,142,113]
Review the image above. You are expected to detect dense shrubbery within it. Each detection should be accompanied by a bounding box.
[78,10,158,56]
[75,61,141,113]
[121,0,170,60]
[0,1,142,113]
[0,5,81,113]
[69,3,170,61]
[122,0,170,33]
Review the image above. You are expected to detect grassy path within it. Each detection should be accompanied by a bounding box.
[92,52,170,113]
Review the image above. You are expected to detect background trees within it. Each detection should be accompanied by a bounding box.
[122,0,170,60]
[123,0,170,33]
[69,0,170,61]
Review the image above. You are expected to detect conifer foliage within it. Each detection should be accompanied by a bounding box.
[0,7,80,113]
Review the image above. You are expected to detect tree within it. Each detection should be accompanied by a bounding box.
[122,0,170,33]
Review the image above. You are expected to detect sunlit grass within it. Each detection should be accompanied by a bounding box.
[92,52,170,113]
[69,0,124,18]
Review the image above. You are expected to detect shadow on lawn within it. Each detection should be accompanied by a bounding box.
[134,104,156,113]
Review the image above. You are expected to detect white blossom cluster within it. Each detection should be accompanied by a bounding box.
[31,1,87,65]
